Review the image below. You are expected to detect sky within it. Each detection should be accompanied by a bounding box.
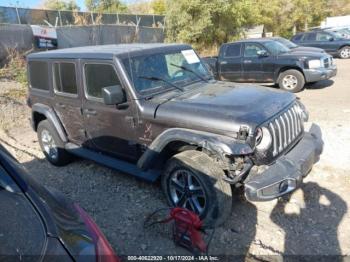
[0,0,143,11]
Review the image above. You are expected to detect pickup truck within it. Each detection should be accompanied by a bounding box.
[27,43,323,226]
[203,38,337,92]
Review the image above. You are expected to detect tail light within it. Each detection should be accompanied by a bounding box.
[74,204,120,262]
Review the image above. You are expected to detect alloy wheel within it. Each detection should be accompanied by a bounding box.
[41,129,58,160]
[168,168,206,215]
[282,75,298,90]
[340,48,350,58]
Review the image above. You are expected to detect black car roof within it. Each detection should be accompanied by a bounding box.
[27,43,192,60]
[224,38,275,45]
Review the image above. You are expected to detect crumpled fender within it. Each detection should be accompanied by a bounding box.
[137,128,253,170]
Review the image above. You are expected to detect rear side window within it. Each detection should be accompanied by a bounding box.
[224,43,241,57]
[84,63,121,99]
[28,61,49,90]
[303,32,316,41]
[292,34,303,41]
[53,62,77,95]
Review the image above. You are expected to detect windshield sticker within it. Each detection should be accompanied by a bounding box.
[181,49,200,64]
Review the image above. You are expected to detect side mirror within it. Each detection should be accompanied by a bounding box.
[257,50,268,57]
[102,85,126,105]
[329,37,334,41]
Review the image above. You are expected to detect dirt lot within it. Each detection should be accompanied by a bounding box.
[0,59,349,259]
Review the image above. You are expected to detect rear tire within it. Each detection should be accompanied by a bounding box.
[338,46,350,59]
[37,120,73,166]
[161,150,232,227]
[278,69,305,93]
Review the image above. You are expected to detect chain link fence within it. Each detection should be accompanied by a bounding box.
[0,6,165,28]
[0,23,165,61]
[56,25,165,48]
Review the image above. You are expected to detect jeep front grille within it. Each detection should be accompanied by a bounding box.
[268,104,304,156]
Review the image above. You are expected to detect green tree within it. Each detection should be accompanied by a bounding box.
[127,2,152,14]
[43,0,80,11]
[85,0,128,13]
[166,0,260,50]
[151,0,166,14]
[326,0,350,16]
[166,0,350,50]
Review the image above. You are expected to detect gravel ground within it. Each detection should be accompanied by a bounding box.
[0,59,349,259]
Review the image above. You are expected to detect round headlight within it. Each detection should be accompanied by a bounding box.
[255,127,272,151]
[296,101,309,122]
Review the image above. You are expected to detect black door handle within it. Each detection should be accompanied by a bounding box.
[84,109,97,116]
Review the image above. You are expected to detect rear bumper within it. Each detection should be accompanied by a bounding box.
[304,65,337,83]
[244,123,323,202]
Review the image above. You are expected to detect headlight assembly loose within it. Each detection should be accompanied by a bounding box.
[255,127,272,151]
[296,101,309,122]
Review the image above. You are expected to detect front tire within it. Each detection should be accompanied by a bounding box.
[37,120,73,166]
[338,46,350,59]
[278,69,305,93]
[161,150,232,227]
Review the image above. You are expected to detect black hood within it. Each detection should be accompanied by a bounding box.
[291,46,325,53]
[277,50,327,59]
[152,81,295,136]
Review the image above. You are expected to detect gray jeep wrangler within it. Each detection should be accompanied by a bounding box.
[27,44,323,226]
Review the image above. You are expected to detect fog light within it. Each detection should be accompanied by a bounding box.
[279,180,289,193]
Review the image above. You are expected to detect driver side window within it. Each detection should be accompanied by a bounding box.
[244,44,264,57]
[84,63,122,99]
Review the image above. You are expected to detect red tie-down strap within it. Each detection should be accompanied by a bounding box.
[170,207,207,253]
[144,207,208,253]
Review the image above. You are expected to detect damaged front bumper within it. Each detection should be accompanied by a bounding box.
[244,123,323,202]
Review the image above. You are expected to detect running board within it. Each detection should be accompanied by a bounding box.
[65,143,160,182]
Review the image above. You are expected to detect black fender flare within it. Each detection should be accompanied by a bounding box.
[137,128,253,171]
[275,63,304,83]
[31,103,68,143]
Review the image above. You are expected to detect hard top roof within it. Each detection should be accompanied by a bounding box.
[27,43,191,60]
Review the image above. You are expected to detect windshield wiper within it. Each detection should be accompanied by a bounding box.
[170,63,209,83]
[138,75,184,92]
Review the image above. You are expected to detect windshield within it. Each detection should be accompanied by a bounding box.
[263,41,291,55]
[275,37,298,48]
[122,49,211,95]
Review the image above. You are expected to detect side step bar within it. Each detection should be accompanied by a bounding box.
[65,143,160,182]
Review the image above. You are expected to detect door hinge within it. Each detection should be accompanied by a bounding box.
[125,116,136,128]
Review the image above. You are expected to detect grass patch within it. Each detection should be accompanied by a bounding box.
[0,48,28,86]
[2,88,27,101]
[0,48,29,100]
